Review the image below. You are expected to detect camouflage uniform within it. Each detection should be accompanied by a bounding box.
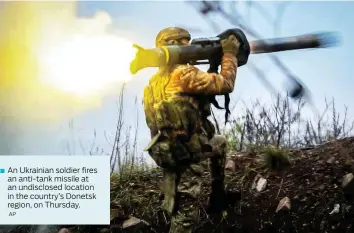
[143,27,239,233]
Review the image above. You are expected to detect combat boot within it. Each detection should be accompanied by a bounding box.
[207,180,241,214]
[207,180,227,213]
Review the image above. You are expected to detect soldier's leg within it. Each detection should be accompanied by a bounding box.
[169,163,203,233]
[162,168,180,215]
[208,135,228,212]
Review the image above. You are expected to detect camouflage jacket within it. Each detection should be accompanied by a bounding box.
[143,53,237,166]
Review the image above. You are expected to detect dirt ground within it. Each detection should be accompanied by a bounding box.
[2,137,354,233]
[107,137,354,233]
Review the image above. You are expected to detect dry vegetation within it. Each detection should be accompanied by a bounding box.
[106,2,354,232]
[2,2,353,233]
[100,90,354,233]
[101,87,354,233]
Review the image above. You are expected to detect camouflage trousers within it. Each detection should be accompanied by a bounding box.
[162,135,227,233]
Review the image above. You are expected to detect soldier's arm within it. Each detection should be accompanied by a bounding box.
[172,53,238,95]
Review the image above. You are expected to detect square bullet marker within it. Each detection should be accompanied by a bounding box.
[0,168,5,173]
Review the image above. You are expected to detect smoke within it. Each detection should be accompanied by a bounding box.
[0,2,135,125]
[0,1,136,228]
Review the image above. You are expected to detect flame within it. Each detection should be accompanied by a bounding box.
[0,2,137,122]
[36,13,136,97]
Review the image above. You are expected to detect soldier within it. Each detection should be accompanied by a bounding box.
[143,27,240,233]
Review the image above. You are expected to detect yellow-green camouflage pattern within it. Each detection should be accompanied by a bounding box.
[143,53,237,233]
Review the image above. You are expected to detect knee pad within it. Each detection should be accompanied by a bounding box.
[209,135,228,156]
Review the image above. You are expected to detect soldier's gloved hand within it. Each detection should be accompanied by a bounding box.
[221,35,240,56]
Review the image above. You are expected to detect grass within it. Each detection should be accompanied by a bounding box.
[256,146,292,171]
[110,166,162,222]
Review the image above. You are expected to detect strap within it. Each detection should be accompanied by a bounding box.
[224,94,231,124]
[209,95,231,125]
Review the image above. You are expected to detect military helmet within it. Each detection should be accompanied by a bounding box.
[155,27,191,47]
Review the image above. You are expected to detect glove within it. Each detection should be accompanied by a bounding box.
[221,35,240,55]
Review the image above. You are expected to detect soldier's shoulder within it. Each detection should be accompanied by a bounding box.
[173,64,197,71]
[171,64,199,78]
